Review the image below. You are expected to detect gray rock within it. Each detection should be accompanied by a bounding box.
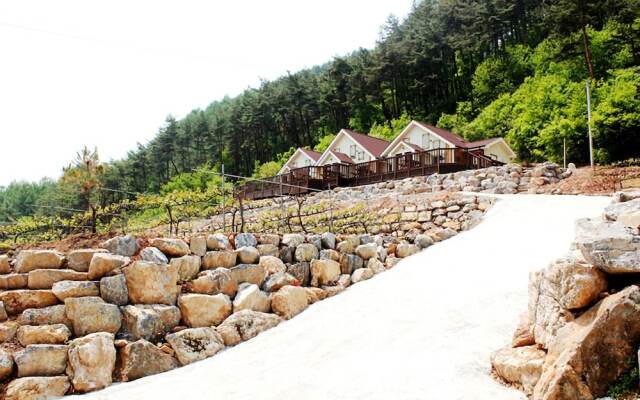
[262,272,299,292]
[308,235,322,251]
[100,274,128,305]
[287,262,310,286]
[235,233,257,248]
[229,264,267,286]
[206,233,230,250]
[603,198,640,221]
[140,247,169,264]
[339,254,364,275]
[116,339,178,382]
[415,234,434,249]
[282,233,304,248]
[294,243,319,262]
[320,232,336,249]
[575,218,640,273]
[165,327,224,365]
[14,344,68,377]
[120,304,181,342]
[101,235,138,257]
[279,246,294,264]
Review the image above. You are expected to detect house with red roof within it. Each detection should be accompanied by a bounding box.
[315,129,390,167]
[380,120,515,164]
[277,148,323,175]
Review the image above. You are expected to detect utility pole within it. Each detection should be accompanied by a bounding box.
[563,138,567,169]
[586,81,594,169]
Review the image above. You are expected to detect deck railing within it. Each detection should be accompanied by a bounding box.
[237,147,503,200]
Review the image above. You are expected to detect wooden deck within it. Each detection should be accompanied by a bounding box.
[236,147,502,200]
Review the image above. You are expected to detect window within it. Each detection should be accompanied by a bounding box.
[349,144,357,157]
[422,134,428,148]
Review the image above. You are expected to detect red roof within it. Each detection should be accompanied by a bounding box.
[406,142,423,151]
[414,121,501,149]
[465,138,501,148]
[300,148,322,161]
[343,129,390,158]
[331,151,354,164]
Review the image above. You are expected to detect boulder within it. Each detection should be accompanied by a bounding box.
[287,262,310,286]
[14,344,68,377]
[140,247,169,264]
[308,234,322,250]
[533,285,640,399]
[575,218,640,273]
[295,243,319,262]
[17,324,71,346]
[305,287,328,304]
[188,269,238,297]
[0,301,6,322]
[67,332,116,393]
[351,268,374,283]
[310,259,340,287]
[233,284,270,313]
[262,272,299,292]
[170,255,201,282]
[339,254,363,275]
[87,253,130,280]
[28,269,88,289]
[15,250,64,273]
[121,304,181,342]
[65,296,122,336]
[99,274,128,305]
[270,285,308,319]
[0,321,19,342]
[236,246,260,264]
[257,244,279,257]
[319,249,340,262]
[116,339,179,382]
[124,261,179,305]
[52,280,99,301]
[512,312,535,348]
[100,234,138,257]
[5,377,70,400]
[18,305,71,328]
[415,234,434,249]
[336,241,355,254]
[0,273,28,290]
[0,254,9,274]
[0,290,58,315]
[165,327,225,365]
[396,243,419,258]
[216,310,282,346]
[0,348,13,380]
[206,233,230,250]
[491,346,546,395]
[279,246,294,264]
[259,256,286,275]
[337,274,351,288]
[258,233,280,246]
[282,233,304,248]
[320,232,336,249]
[67,249,108,272]
[603,198,640,221]
[178,294,232,327]
[235,233,257,248]
[150,238,190,257]
[620,211,640,229]
[367,258,385,274]
[202,250,237,269]
[189,235,207,256]
[355,243,377,260]
[229,264,266,286]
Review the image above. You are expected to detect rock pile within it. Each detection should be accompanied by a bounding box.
[491,189,640,399]
[0,194,490,398]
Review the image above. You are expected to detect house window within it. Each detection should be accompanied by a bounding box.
[422,134,428,148]
[349,145,357,157]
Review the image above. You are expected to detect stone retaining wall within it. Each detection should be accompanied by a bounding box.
[0,193,491,398]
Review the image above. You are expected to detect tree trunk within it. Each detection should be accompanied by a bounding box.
[581,20,595,80]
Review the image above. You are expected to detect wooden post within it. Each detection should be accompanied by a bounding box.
[586,81,594,169]
[221,163,226,233]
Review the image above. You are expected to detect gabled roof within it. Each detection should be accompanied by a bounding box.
[413,121,468,148]
[331,151,354,164]
[465,138,501,148]
[299,148,322,161]
[342,129,390,158]
[278,147,323,175]
[406,142,423,151]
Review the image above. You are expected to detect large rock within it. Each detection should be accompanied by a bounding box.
[321,232,336,249]
[512,312,535,348]
[140,247,169,264]
[229,264,266,286]
[0,254,9,274]
[319,249,340,262]
[0,273,28,290]
[0,301,6,322]
[15,250,64,273]
[150,238,190,257]
[5,377,70,400]
[101,234,138,256]
[355,243,377,260]
[18,304,71,328]
[339,254,364,275]
[282,233,304,248]
[415,234,434,249]
[178,294,232,327]
[257,244,279,257]
[100,274,128,305]
[52,280,99,301]
[0,290,58,315]
[533,285,640,399]
[65,296,122,336]
[0,321,19,342]
[124,261,179,305]
[259,256,286,275]
[270,285,308,319]
[310,259,340,287]
[287,262,310,286]
[67,249,108,272]
[202,250,237,269]
[336,240,355,254]
[603,198,640,221]
[188,269,238,297]
[491,346,546,395]
[87,253,130,280]
[67,332,116,393]
[216,310,282,346]
[575,218,640,273]
[0,348,13,380]
[295,243,319,262]
[121,304,181,341]
[395,243,419,258]
[28,269,88,289]
[165,327,225,365]
[367,258,385,274]
[116,339,179,382]
[14,344,68,377]
[206,233,230,250]
[233,284,270,313]
[258,233,280,246]
[351,268,374,283]
[170,255,201,282]
[236,246,260,264]
[189,235,207,256]
[17,324,71,345]
[262,272,299,292]
[235,233,257,248]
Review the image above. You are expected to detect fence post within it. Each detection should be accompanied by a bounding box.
[221,163,226,233]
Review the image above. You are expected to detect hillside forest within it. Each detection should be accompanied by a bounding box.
[1,0,640,226]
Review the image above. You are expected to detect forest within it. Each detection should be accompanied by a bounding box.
[1,0,640,224]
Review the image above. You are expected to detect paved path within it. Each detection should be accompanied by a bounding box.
[78,194,610,400]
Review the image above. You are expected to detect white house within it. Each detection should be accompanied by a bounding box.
[380,120,515,164]
[315,129,390,166]
[277,148,322,175]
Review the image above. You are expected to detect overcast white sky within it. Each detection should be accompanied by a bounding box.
[0,0,412,186]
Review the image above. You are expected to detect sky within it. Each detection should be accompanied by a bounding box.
[0,0,412,186]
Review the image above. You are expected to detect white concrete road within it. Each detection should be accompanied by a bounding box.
[76,194,610,400]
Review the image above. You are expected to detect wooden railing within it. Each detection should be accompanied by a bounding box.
[237,147,503,200]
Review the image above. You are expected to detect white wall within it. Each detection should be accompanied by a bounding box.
[329,133,372,163]
[484,141,514,163]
